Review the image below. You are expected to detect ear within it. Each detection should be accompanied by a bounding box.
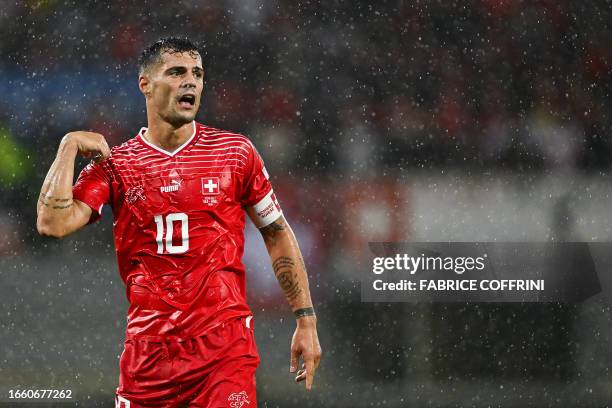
[139,73,151,97]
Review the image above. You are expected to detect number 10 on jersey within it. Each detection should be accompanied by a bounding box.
[154,213,189,254]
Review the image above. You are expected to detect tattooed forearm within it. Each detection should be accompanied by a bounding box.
[294,307,315,318]
[273,256,295,273]
[277,271,303,301]
[39,194,73,209]
[261,215,314,313]
[298,255,307,271]
[273,256,303,301]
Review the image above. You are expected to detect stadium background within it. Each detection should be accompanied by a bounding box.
[2,1,612,406]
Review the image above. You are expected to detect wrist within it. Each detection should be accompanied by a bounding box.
[296,314,317,328]
[294,307,316,322]
[59,134,78,153]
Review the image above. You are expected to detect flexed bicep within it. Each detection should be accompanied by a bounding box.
[37,132,111,238]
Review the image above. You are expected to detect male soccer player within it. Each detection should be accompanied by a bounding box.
[36,37,321,407]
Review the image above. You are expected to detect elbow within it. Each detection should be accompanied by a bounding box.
[36,217,68,239]
[263,229,294,250]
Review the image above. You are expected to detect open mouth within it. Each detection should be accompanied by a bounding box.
[178,94,196,108]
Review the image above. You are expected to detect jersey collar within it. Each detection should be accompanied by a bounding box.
[137,121,198,157]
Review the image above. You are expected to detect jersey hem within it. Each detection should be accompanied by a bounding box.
[72,196,103,223]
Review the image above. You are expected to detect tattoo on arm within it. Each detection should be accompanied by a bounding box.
[294,307,315,318]
[272,256,294,272]
[260,219,286,245]
[273,256,303,302]
[39,194,73,209]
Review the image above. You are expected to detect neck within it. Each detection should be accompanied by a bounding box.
[144,113,194,152]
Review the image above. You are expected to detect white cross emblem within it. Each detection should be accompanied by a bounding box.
[203,179,217,192]
[201,177,220,196]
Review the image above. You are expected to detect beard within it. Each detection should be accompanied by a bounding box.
[160,103,198,128]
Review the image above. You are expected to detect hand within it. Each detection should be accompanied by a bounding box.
[290,316,322,390]
[62,131,111,162]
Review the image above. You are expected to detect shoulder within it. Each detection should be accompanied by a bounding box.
[100,132,148,174]
[106,130,151,167]
[197,123,254,150]
[109,135,144,157]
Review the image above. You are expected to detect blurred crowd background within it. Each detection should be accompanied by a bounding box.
[3,1,612,407]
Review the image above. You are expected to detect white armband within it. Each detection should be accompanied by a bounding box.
[247,189,283,228]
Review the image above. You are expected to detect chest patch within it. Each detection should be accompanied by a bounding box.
[201,177,220,206]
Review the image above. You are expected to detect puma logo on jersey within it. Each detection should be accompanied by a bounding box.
[160,179,181,193]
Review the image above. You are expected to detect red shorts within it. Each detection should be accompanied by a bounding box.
[115,316,259,408]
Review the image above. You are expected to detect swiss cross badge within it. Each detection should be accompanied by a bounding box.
[201,177,220,206]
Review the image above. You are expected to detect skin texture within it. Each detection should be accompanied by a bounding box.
[138,51,204,150]
[36,48,322,389]
[36,131,108,237]
[260,216,322,389]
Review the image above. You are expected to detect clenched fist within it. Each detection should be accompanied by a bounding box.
[62,131,111,162]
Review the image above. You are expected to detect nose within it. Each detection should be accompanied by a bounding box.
[181,72,197,89]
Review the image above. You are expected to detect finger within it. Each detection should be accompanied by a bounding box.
[305,357,316,390]
[290,347,299,373]
[93,140,111,163]
[100,143,111,160]
[295,363,306,381]
[91,133,110,159]
[102,137,111,157]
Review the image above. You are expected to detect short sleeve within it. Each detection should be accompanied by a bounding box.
[72,161,111,223]
[241,141,283,228]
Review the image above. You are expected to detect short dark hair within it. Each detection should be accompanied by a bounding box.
[138,37,201,74]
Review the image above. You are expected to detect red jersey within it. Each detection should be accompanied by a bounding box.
[73,121,282,339]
